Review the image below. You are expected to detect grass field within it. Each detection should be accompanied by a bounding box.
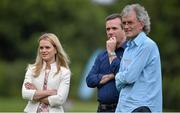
[1,97,174,112]
[0,97,98,112]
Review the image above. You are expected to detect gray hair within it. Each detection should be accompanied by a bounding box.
[121,4,151,34]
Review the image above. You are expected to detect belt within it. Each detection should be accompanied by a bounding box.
[99,103,117,110]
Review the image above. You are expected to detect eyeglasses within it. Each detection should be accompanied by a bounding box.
[122,21,136,26]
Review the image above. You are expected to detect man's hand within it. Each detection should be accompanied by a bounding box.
[100,73,115,85]
[106,37,117,54]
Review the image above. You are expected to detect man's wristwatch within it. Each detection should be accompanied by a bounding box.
[108,51,116,57]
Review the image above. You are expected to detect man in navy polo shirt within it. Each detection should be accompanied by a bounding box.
[86,13,126,112]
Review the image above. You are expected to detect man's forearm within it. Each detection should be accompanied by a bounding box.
[108,52,117,64]
[100,73,115,84]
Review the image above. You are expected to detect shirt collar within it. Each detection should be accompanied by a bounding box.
[116,41,127,51]
[42,61,57,70]
[127,32,147,47]
[121,41,127,49]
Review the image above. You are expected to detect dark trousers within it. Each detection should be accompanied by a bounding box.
[132,106,151,113]
[97,103,117,113]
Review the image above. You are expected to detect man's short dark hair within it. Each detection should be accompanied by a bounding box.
[105,13,121,21]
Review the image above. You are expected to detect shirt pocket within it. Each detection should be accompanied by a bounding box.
[122,58,132,70]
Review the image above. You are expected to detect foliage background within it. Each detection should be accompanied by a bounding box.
[0,0,179,111]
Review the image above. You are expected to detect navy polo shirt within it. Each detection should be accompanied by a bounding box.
[86,46,125,104]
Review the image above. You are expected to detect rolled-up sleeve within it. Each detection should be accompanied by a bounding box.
[48,69,71,107]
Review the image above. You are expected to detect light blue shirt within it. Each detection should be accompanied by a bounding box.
[115,32,162,112]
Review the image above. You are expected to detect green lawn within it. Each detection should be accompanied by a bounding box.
[65,99,98,112]
[0,97,175,112]
[0,97,98,112]
[0,97,26,112]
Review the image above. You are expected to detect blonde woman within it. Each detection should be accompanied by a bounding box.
[22,33,71,113]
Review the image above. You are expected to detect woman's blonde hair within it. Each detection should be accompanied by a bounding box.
[29,33,70,77]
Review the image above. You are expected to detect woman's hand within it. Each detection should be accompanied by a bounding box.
[25,82,37,90]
